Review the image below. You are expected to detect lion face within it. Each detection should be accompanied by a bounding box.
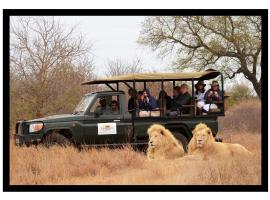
[148,130,164,148]
[193,127,212,148]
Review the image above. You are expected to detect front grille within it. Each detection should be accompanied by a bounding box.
[22,124,29,135]
[16,122,29,135]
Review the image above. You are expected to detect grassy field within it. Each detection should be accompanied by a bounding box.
[10,99,261,185]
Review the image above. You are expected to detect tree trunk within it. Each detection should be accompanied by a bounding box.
[240,59,261,100]
[252,80,261,100]
[242,71,261,100]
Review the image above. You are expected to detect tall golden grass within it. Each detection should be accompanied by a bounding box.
[10,100,261,185]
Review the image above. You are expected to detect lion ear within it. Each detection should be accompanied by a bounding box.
[161,128,169,136]
[160,129,165,136]
[207,129,212,135]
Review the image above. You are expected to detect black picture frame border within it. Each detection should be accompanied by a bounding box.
[3,9,268,192]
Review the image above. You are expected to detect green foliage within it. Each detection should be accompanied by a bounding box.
[226,84,254,107]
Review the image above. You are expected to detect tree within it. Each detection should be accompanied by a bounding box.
[10,16,95,122]
[138,16,262,99]
[105,57,143,77]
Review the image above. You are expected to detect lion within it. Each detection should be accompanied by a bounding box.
[188,123,253,160]
[147,124,185,160]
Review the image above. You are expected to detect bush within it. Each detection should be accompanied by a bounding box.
[226,83,254,107]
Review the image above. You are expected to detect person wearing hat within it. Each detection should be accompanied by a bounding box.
[195,80,207,114]
[202,80,222,114]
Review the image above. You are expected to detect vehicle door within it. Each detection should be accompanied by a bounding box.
[83,94,132,145]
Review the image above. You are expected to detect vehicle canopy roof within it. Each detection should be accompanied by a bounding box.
[82,70,220,85]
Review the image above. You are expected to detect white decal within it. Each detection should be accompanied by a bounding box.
[98,123,117,135]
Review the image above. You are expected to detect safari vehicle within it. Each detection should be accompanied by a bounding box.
[14,70,226,151]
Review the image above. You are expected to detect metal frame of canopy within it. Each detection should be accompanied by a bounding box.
[82,70,225,117]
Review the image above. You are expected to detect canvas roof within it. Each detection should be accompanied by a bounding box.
[82,70,220,85]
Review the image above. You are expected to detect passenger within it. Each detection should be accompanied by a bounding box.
[94,97,109,115]
[128,88,137,113]
[169,86,181,116]
[139,89,158,111]
[202,81,222,115]
[136,90,143,108]
[108,100,120,115]
[172,86,180,99]
[194,80,206,114]
[170,84,191,115]
[158,90,172,112]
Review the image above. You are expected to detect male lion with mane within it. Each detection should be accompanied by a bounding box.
[188,123,252,160]
[147,124,185,160]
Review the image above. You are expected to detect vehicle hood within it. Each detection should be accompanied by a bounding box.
[27,114,84,123]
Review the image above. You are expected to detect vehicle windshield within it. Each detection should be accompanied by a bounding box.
[73,95,94,114]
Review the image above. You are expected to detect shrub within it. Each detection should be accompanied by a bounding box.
[226,83,254,107]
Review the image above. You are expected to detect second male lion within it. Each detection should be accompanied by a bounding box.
[188,123,252,160]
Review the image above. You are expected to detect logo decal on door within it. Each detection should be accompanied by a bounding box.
[98,123,117,135]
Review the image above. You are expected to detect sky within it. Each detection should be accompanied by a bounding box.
[57,16,172,76]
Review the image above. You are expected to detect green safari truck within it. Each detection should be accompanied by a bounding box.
[14,70,225,151]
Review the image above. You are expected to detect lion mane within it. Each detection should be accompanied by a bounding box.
[187,123,252,160]
[147,124,185,160]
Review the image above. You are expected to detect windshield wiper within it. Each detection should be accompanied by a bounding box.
[73,111,83,115]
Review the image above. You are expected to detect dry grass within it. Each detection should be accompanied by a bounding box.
[10,100,261,185]
[219,99,261,133]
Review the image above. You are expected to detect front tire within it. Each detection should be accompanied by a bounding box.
[42,131,71,147]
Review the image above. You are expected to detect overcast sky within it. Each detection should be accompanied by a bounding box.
[57,16,172,76]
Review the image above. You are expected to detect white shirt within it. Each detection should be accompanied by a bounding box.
[195,91,206,102]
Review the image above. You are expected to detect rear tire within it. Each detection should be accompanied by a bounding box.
[173,132,189,152]
[42,131,71,147]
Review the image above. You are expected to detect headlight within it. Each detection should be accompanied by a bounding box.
[29,123,44,133]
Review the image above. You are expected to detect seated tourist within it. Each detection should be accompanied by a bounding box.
[170,84,191,116]
[139,89,159,117]
[94,97,109,115]
[158,90,172,113]
[202,81,222,115]
[128,88,137,113]
[194,80,206,115]
[107,100,120,115]
[172,86,180,99]
[136,91,143,108]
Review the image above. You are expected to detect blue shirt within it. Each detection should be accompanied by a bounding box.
[139,96,158,111]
